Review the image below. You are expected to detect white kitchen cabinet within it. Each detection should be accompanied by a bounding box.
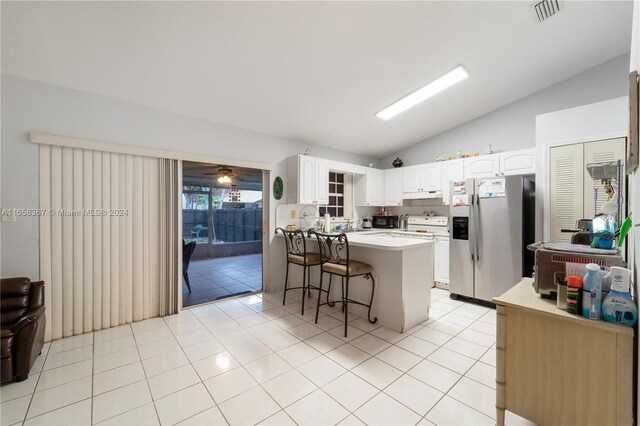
[403,163,442,198]
[383,168,403,206]
[402,165,421,193]
[500,148,535,176]
[434,236,450,286]
[288,155,329,204]
[440,159,464,205]
[464,154,501,178]
[354,168,384,206]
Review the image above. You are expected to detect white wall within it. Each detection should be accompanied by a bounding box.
[378,54,630,168]
[0,74,375,284]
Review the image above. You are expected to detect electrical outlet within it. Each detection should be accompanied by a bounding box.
[290,210,296,219]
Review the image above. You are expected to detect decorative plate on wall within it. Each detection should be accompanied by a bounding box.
[273,176,284,200]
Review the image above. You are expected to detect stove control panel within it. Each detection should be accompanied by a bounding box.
[407,215,448,226]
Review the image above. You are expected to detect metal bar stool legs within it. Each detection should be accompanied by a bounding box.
[282,260,291,306]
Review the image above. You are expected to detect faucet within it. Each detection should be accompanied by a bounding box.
[343,220,353,231]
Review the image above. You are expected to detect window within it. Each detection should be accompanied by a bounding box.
[320,172,345,217]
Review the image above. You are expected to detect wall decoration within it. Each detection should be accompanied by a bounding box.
[273,176,284,200]
[628,70,638,174]
[392,157,404,168]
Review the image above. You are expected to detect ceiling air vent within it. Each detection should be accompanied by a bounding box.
[530,0,563,24]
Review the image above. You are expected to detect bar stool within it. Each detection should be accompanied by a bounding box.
[312,231,377,337]
[275,227,322,315]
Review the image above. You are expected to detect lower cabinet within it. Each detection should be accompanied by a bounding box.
[434,236,449,286]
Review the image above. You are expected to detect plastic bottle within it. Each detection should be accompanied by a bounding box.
[582,263,602,320]
[566,276,583,315]
[602,267,637,326]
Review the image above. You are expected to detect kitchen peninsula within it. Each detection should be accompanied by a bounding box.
[273,230,433,332]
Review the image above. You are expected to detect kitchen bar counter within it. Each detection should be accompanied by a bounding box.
[272,230,433,332]
[307,230,433,250]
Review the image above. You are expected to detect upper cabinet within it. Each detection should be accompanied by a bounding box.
[463,154,500,178]
[403,163,441,199]
[383,168,403,206]
[500,149,536,176]
[289,155,329,204]
[354,168,384,206]
[441,159,464,205]
[287,149,535,207]
[464,149,535,178]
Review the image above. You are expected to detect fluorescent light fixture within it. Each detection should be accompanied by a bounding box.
[376,65,469,120]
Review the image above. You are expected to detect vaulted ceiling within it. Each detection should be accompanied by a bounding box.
[1,1,633,157]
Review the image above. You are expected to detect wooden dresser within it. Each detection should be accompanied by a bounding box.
[493,278,634,426]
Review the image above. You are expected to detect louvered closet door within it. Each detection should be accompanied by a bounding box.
[583,138,626,218]
[549,143,584,242]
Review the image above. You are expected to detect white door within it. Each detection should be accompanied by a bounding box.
[500,149,535,176]
[434,237,450,284]
[403,166,421,193]
[583,138,625,218]
[384,168,402,206]
[298,155,316,204]
[441,159,464,205]
[549,143,584,242]
[366,168,384,206]
[464,154,500,178]
[315,159,330,205]
[421,163,442,191]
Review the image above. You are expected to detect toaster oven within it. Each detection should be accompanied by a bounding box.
[528,243,625,297]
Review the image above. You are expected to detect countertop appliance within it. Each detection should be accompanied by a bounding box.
[527,242,625,297]
[372,215,398,229]
[407,215,449,236]
[449,176,535,302]
[361,218,372,229]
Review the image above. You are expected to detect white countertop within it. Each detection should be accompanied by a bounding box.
[344,232,434,250]
[275,229,433,251]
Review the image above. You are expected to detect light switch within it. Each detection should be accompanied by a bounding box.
[290,210,296,219]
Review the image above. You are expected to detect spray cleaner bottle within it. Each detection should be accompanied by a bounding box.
[582,263,603,320]
[602,267,637,326]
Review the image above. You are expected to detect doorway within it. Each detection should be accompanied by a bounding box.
[182,161,264,307]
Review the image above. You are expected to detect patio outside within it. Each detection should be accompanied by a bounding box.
[182,161,264,307]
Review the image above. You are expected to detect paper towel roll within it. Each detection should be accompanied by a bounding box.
[324,213,331,233]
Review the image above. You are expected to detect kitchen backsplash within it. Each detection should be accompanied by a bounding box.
[274,202,449,231]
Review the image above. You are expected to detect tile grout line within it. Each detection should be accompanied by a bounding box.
[5,287,501,426]
[18,340,51,424]
[168,308,232,426]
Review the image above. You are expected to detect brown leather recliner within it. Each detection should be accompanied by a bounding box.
[1,277,46,383]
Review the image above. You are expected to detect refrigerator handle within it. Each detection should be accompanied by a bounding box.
[469,194,475,261]
[475,194,480,261]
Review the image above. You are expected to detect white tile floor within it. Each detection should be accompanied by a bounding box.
[0,288,536,426]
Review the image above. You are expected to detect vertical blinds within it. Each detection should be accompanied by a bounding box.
[39,145,179,341]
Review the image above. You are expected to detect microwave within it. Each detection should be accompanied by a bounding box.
[372,215,398,229]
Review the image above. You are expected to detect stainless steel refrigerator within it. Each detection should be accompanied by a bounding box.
[449,176,535,302]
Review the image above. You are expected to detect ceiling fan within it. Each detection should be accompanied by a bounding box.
[203,165,244,184]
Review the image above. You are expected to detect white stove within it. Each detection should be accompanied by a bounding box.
[406,215,449,236]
